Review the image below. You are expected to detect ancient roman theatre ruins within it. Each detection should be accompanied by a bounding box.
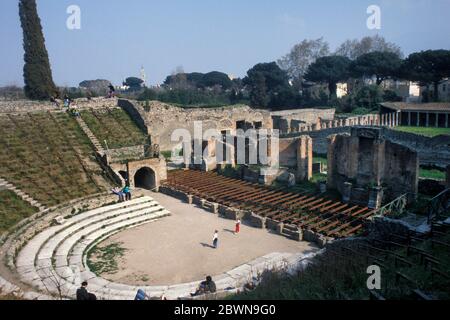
[0,98,449,300]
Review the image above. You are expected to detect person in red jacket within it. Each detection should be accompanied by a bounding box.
[235,218,241,234]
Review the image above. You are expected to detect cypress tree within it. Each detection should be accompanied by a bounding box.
[19,0,57,100]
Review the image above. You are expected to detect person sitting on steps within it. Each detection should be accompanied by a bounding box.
[76,281,97,300]
[122,184,131,201]
[190,276,216,297]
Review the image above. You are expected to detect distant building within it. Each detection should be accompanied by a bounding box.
[116,84,130,91]
[421,78,450,102]
[336,82,348,98]
[382,80,421,103]
[380,102,450,128]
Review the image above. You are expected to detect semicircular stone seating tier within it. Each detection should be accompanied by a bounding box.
[14,196,317,300]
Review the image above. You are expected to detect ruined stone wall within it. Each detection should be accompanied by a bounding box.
[383,129,450,168]
[271,108,335,133]
[284,126,450,167]
[328,127,419,204]
[124,100,272,151]
[118,99,149,135]
[278,136,312,181]
[110,157,167,188]
[0,97,118,114]
[105,145,146,163]
[284,127,351,154]
[383,140,419,200]
[279,138,298,167]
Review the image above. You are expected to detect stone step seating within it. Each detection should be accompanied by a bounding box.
[13,195,319,300]
[15,196,170,299]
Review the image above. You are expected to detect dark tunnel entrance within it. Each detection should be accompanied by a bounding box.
[134,167,156,190]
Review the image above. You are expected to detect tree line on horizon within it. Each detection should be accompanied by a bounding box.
[17,0,450,113]
[136,38,450,112]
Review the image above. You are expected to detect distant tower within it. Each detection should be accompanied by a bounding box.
[140,66,147,87]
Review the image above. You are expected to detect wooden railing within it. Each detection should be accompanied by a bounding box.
[373,193,408,218]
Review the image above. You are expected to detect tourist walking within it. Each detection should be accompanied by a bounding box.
[122,185,131,201]
[212,230,219,249]
[235,218,241,234]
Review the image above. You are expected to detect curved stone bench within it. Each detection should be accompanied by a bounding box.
[13,196,321,300]
[15,196,169,298]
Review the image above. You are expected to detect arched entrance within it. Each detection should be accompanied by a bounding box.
[134,167,157,190]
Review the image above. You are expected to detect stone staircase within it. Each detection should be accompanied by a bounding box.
[0,178,47,212]
[75,116,105,154]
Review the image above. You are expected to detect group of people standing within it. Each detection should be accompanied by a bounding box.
[112,185,132,202]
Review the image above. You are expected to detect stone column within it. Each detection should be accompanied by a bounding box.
[182,141,192,169]
[446,113,449,128]
[408,112,411,126]
[417,112,420,126]
[426,112,429,127]
[224,131,236,167]
[435,113,439,127]
[372,139,386,187]
[327,135,337,188]
[296,135,313,182]
[368,186,384,209]
[348,135,359,180]
[342,182,352,203]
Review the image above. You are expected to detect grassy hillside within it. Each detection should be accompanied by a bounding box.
[81,108,148,149]
[0,112,110,207]
[0,190,38,235]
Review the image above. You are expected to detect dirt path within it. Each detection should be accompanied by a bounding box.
[97,191,318,286]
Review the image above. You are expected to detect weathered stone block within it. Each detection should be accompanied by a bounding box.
[192,196,203,206]
[265,218,281,232]
[248,213,266,228]
[282,224,302,241]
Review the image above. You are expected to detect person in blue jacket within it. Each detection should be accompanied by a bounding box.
[122,185,131,201]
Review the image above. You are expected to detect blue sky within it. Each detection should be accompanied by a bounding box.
[1,0,450,87]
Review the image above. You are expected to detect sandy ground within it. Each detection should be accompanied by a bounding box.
[98,191,318,286]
